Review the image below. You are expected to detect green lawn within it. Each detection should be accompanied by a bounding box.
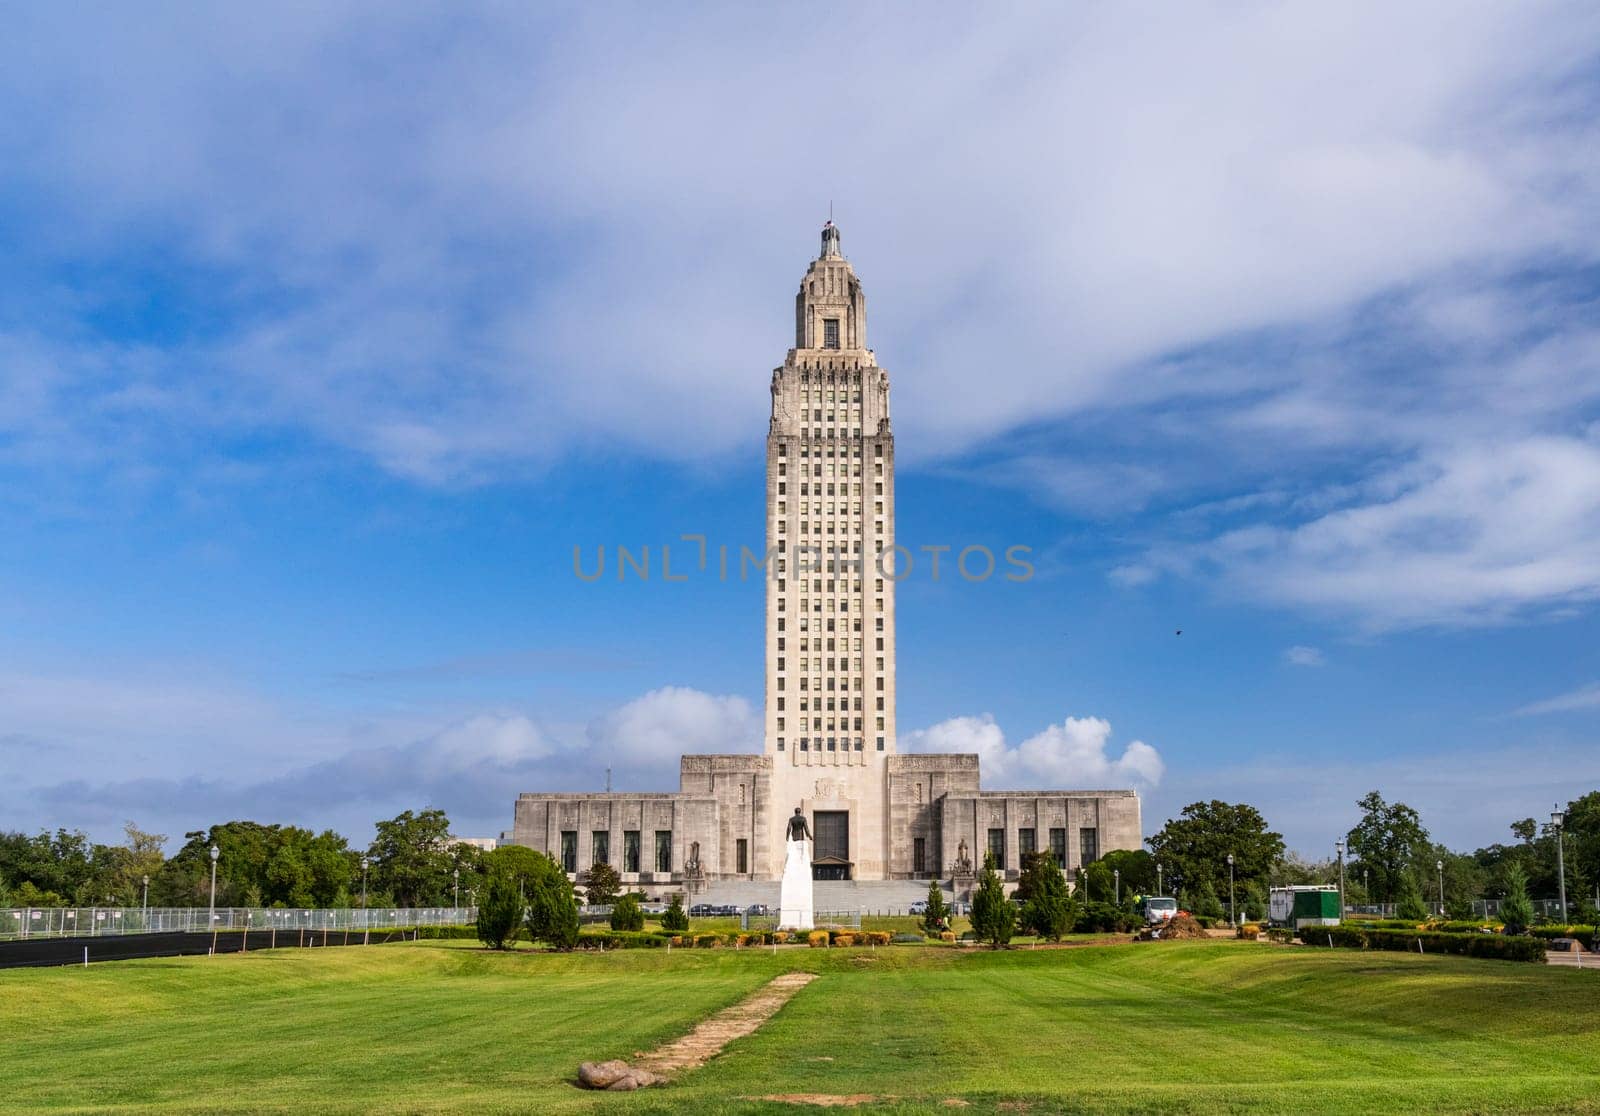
[3,939,1597,1114]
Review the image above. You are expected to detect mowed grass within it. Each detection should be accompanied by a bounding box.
[2,939,1598,1115]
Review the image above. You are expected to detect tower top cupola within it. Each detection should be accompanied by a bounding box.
[820,219,842,259]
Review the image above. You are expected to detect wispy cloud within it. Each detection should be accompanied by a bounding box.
[1284,646,1327,667]
[1512,681,1600,716]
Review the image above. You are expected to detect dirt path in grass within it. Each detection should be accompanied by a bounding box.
[635,971,817,1077]
[581,971,818,1089]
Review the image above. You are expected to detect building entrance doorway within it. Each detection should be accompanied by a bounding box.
[812,810,851,880]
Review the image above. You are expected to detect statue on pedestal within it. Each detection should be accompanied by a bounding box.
[779,806,814,930]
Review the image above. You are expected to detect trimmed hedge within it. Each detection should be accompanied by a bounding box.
[1532,925,1595,950]
[1300,926,1545,962]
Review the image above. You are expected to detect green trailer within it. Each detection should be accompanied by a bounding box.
[1269,885,1341,929]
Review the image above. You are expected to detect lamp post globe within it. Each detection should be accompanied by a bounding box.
[1227,854,1236,925]
[207,843,219,925]
[1335,839,1347,916]
[1552,806,1568,922]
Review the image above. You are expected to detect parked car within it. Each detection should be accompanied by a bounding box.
[745,904,771,916]
[640,901,667,915]
[689,903,715,917]
[908,900,928,915]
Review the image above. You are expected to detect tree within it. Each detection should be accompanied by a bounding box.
[971,854,1015,948]
[1345,791,1431,902]
[1018,853,1075,941]
[368,809,454,908]
[1147,801,1285,905]
[582,862,622,907]
[661,893,689,932]
[1188,878,1224,921]
[921,878,951,936]
[1099,848,1157,896]
[610,894,644,932]
[1499,862,1534,934]
[526,862,580,950]
[1244,881,1268,922]
[476,874,524,949]
[1394,873,1428,921]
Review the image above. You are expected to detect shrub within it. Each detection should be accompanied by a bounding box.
[1018,853,1075,942]
[921,878,951,936]
[609,894,644,932]
[971,855,1016,948]
[1499,864,1535,935]
[581,862,622,908]
[1184,879,1223,922]
[1395,874,1428,921]
[1300,926,1544,962]
[892,932,923,944]
[832,932,856,947]
[1531,925,1597,950]
[807,930,830,948]
[773,931,790,944]
[525,856,580,951]
[661,893,689,932]
[1076,901,1136,934]
[1237,922,1261,940]
[1265,927,1294,944]
[475,875,525,950]
[939,931,956,942]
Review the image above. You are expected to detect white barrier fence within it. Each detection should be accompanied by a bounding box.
[0,906,477,941]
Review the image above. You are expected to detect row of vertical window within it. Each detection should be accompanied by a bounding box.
[559,831,753,877]
[979,827,1099,871]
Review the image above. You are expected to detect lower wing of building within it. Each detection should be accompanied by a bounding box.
[511,753,1140,889]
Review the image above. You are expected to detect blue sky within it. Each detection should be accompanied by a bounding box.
[2,4,1599,855]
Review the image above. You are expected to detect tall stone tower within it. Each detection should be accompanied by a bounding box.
[763,220,897,879]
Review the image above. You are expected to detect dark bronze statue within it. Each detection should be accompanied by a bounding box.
[786,807,812,843]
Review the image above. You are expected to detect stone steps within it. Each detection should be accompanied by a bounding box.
[689,878,954,915]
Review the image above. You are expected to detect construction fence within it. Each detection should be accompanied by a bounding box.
[1,905,477,941]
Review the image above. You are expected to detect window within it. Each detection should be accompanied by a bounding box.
[736,838,749,875]
[1079,827,1099,865]
[624,830,641,873]
[592,830,610,866]
[560,831,577,875]
[1049,828,1066,869]
[913,837,927,876]
[823,318,840,348]
[655,831,673,874]
[1019,828,1036,862]
[987,828,1006,871]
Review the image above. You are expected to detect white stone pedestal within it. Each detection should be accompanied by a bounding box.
[779,837,814,930]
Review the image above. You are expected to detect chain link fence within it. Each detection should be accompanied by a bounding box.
[0,905,476,941]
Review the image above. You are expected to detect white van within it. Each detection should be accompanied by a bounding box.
[1142,896,1178,925]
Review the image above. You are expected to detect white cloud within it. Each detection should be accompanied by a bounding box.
[905,713,1163,789]
[586,686,759,775]
[0,4,1595,487]
[1512,681,1600,716]
[1284,646,1327,667]
[1138,435,1600,630]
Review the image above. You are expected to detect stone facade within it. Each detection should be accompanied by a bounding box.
[511,223,1141,888]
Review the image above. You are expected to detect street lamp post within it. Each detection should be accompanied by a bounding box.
[1114,868,1120,905]
[1552,806,1568,923]
[1227,854,1236,926]
[360,856,370,946]
[1436,859,1445,916]
[453,868,460,909]
[141,874,149,917]
[1157,863,1163,896]
[207,844,219,945]
[1335,840,1346,917]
